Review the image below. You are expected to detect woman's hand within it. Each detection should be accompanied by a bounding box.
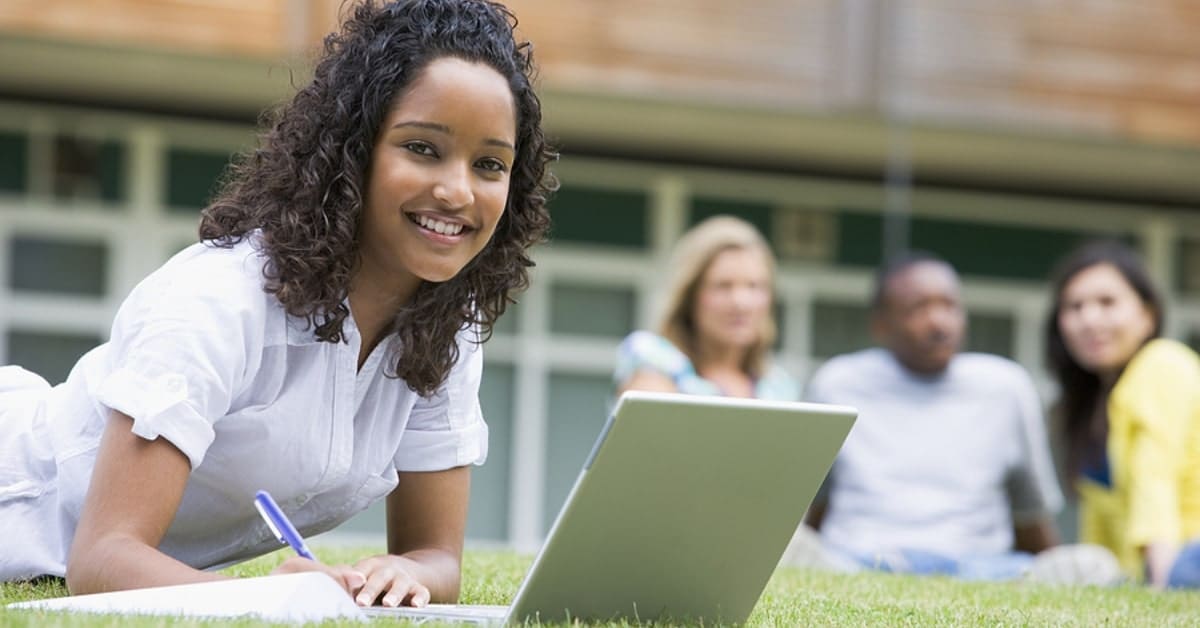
[1143,541,1181,589]
[381,467,472,603]
[349,554,431,607]
[270,556,367,597]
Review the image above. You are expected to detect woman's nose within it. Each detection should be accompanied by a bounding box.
[1076,301,1104,328]
[432,163,474,208]
[731,285,763,310]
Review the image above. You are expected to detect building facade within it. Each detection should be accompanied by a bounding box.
[2,1,1199,548]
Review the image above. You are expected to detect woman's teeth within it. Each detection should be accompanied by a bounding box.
[412,214,464,236]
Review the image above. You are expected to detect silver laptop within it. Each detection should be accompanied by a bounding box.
[367,390,856,625]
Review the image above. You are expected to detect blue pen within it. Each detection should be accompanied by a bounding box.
[254,490,318,561]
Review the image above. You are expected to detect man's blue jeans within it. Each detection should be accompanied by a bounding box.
[848,548,1035,581]
[1167,541,1200,589]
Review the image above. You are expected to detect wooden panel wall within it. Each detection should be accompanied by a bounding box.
[501,0,844,108]
[0,0,291,57]
[1,0,1197,145]
[893,1,1200,144]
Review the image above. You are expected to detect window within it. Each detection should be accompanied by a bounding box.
[467,363,516,541]
[548,187,648,248]
[549,283,636,339]
[542,371,611,533]
[0,131,27,195]
[6,330,102,385]
[166,147,234,212]
[836,211,1112,281]
[689,197,773,238]
[1176,237,1200,296]
[9,236,108,296]
[492,298,520,335]
[810,300,871,359]
[51,134,124,204]
[966,312,1015,358]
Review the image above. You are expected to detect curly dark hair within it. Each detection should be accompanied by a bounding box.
[199,0,555,395]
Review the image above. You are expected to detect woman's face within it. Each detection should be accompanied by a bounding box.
[359,56,516,295]
[1057,262,1157,379]
[693,247,772,353]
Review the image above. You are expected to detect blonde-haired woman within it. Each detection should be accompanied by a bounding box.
[615,215,797,400]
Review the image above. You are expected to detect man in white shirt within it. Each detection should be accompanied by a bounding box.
[785,252,1118,583]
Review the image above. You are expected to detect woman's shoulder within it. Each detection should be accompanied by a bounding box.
[1111,339,1200,432]
[1125,338,1200,381]
[1112,338,1200,408]
[117,236,277,327]
[615,331,693,378]
[758,360,800,401]
[160,237,266,284]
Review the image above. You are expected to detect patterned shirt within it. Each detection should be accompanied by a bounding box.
[614,331,798,401]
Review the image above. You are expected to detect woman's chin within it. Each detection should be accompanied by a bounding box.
[413,264,466,284]
[710,334,759,351]
[1075,354,1122,377]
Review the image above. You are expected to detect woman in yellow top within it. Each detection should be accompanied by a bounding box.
[1046,241,1200,588]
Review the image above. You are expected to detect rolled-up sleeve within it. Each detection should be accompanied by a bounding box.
[394,329,489,472]
[91,251,264,469]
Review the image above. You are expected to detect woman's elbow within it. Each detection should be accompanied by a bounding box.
[64,548,100,595]
[433,552,464,603]
[64,535,121,595]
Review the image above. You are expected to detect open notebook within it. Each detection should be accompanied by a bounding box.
[8,572,362,622]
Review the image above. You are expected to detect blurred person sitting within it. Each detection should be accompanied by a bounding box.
[614,215,797,401]
[784,251,1119,584]
[1046,241,1200,589]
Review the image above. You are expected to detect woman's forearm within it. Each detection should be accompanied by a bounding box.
[66,533,227,595]
[1142,541,1181,589]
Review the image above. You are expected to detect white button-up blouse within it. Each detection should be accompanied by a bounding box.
[0,237,488,580]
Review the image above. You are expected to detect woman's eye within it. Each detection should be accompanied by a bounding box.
[404,142,436,157]
[477,158,508,173]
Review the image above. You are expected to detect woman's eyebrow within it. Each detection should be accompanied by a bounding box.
[391,120,514,152]
[392,120,450,133]
[485,137,515,152]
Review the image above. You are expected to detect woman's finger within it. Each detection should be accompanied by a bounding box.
[270,558,365,596]
[355,565,401,606]
[408,582,431,607]
[330,564,366,593]
[382,580,430,608]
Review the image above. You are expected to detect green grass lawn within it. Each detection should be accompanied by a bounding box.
[3,547,1199,626]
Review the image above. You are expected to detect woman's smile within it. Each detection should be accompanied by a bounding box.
[405,211,474,242]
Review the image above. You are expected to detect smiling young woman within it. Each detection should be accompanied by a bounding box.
[353,56,519,367]
[0,0,555,610]
[1046,241,1200,589]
